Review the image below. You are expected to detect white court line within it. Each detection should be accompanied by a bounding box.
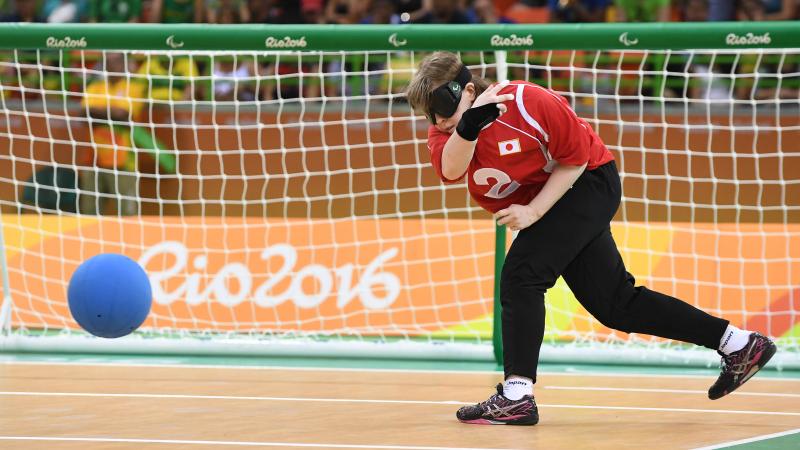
[2,360,799,382]
[3,391,799,417]
[543,386,800,398]
[692,427,800,449]
[0,391,466,405]
[0,436,508,450]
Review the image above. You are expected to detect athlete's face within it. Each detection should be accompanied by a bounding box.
[433,82,476,134]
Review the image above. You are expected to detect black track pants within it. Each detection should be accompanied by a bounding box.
[500,161,729,381]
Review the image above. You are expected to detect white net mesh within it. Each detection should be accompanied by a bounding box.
[0,49,498,357]
[0,46,798,364]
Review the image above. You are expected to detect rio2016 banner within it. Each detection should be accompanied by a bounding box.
[1,23,797,52]
[3,215,799,341]
[3,215,496,335]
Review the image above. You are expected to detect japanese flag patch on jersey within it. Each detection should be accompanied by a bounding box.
[498,138,521,156]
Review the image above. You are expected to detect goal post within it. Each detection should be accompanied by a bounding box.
[0,22,798,369]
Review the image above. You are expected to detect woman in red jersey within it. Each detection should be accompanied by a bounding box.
[405,51,776,426]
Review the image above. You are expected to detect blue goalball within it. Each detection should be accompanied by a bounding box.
[68,253,152,338]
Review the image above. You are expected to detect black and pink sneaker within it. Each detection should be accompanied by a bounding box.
[708,332,777,400]
[456,384,539,425]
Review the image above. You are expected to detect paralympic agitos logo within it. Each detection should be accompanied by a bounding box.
[166,35,184,49]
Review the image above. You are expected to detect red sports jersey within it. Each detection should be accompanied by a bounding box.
[427,81,615,213]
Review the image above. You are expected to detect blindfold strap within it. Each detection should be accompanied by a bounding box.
[453,64,472,88]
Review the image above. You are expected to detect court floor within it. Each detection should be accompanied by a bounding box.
[0,355,798,450]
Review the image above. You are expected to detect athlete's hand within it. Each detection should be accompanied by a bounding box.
[472,80,514,115]
[495,204,542,231]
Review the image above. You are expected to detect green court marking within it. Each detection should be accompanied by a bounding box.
[718,431,800,450]
[0,352,498,372]
[1,352,799,379]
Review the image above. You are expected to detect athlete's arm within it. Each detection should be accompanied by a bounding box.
[440,133,478,181]
[527,161,587,216]
[440,82,514,180]
[495,162,587,231]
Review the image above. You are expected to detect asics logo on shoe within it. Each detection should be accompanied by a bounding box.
[740,362,762,384]
[731,343,760,381]
[483,400,532,419]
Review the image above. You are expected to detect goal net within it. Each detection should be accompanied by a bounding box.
[0,23,798,368]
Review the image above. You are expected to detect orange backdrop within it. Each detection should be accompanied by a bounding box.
[4,215,799,340]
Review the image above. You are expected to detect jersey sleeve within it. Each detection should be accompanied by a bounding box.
[520,85,591,166]
[427,126,466,183]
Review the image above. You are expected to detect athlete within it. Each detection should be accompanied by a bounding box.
[405,51,777,426]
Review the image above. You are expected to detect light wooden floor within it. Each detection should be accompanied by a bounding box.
[0,362,799,450]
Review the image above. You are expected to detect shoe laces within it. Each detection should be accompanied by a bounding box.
[720,347,750,375]
[476,384,506,410]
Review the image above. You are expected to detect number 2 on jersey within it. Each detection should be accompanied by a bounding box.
[473,168,520,199]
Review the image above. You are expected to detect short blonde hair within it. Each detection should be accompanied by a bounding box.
[405,51,490,116]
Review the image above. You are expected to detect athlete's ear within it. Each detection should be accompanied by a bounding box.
[464,82,476,101]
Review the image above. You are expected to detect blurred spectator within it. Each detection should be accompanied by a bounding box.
[324,0,366,24]
[212,57,256,101]
[615,0,670,22]
[690,62,733,100]
[207,0,250,23]
[679,0,707,20]
[706,0,763,20]
[80,53,146,215]
[360,0,399,23]
[708,0,800,21]
[246,0,267,21]
[249,0,319,100]
[733,0,797,99]
[705,0,727,20]
[0,62,22,101]
[141,0,156,21]
[0,0,13,15]
[150,0,203,23]
[738,0,766,19]
[503,0,550,23]
[248,0,303,23]
[0,0,44,102]
[88,0,141,22]
[732,0,800,21]
[43,0,89,22]
[302,0,324,23]
[412,0,474,23]
[549,0,609,22]
[322,0,392,97]
[677,0,736,100]
[395,0,423,22]
[137,55,200,101]
[763,0,798,19]
[0,0,45,21]
[468,0,515,22]
[257,60,321,100]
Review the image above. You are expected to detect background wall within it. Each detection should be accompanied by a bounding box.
[1,104,798,223]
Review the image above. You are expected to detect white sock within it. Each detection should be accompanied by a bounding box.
[503,376,533,400]
[719,324,752,355]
